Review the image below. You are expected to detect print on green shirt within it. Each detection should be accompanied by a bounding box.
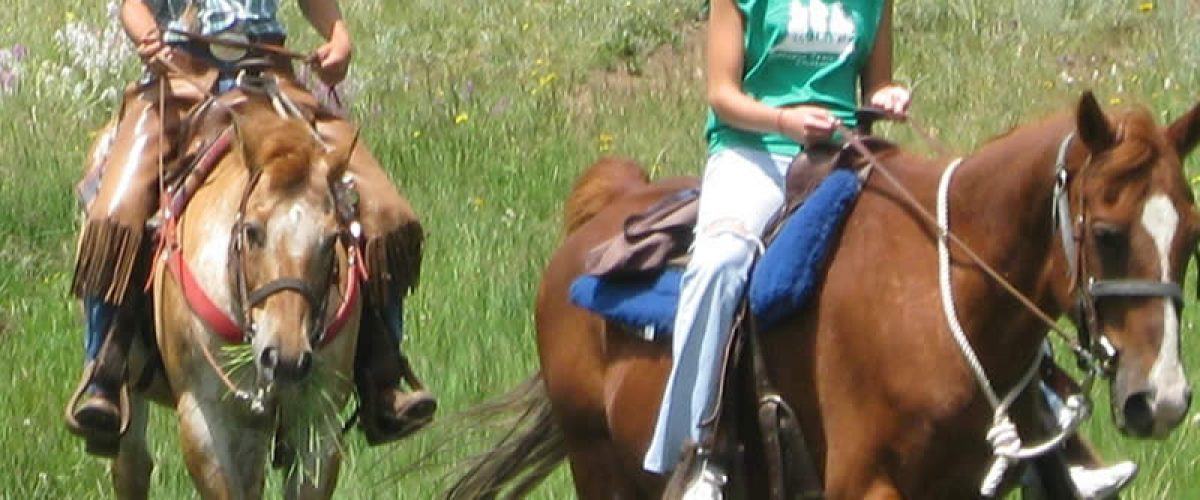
[706,0,883,158]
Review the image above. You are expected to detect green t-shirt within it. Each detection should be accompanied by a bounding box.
[706,0,884,157]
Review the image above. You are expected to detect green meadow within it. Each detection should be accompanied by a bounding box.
[2,0,1198,497]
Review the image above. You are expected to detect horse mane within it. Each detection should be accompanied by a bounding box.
[563,156,649,234]
[236,105,326,192]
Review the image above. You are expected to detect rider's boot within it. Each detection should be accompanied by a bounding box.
[355,295,436,446]
[1038,361,1138,499]
[66,296,136,456]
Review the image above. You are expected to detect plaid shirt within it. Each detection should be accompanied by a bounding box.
[152,0,286,42]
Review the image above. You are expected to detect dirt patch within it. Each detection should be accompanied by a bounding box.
[568,21,706,117]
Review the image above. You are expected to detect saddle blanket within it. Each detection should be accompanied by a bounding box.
[569,168,862,341]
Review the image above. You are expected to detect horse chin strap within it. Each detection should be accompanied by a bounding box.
[936,156,1092,497]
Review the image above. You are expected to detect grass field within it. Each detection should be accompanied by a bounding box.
[2,0,1199,498]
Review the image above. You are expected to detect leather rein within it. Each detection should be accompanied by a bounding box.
[158,93,363,350]
[842,125,1188,376]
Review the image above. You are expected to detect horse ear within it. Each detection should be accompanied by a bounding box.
[1167,101,1200,158]
[1077,91,1116,153]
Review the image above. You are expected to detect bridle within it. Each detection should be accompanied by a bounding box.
[1052,133,1187,374]
[227,166,336,349]
[160,74,363,351]
[844,123,1192,494]
[844,125,1189,376]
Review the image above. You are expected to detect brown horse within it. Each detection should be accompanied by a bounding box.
[446,92,1200,498]
[98,94,363,498]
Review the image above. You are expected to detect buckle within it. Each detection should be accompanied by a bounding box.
[210,31,249,62]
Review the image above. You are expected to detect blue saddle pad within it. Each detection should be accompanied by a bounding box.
[569,169,861,338]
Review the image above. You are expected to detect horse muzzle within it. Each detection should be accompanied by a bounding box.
[258,344,315,383]
[1113,370,1192,438]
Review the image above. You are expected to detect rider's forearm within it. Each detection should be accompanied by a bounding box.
[298,0,352,46]
[120,0,159,43]
[860,0,895,99]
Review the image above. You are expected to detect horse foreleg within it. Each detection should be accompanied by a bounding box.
[112,395,152,500]
[177,392,271,499]
[563,434,647,500]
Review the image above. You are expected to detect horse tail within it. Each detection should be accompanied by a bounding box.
[563,156,649,234]
[442,374,565,500]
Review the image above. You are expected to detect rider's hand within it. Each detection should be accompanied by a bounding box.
[135,28,172,73]
[778,105,838,146]
[869,84,911,119]
[310,37,353,87]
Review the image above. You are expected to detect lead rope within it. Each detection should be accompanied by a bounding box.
[935,158,1091,496]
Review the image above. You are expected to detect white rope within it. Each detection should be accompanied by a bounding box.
[934,158,1086,497]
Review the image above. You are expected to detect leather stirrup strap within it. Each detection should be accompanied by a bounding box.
[747,315,824,499]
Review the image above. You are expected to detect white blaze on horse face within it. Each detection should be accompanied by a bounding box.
[1141,193,1190,418]
[280,203,324,260]
[250,203,325,342]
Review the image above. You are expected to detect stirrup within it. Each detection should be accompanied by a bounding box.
[64,363,131,456]
[397,353,427,391]
[65,363,131,435]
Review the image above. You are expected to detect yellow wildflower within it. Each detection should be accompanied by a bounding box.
[1109,97,1122,106]
[1138,2,1154,12]
[598,132,616,152]
[455,112,469,124]
[412,130,422,138]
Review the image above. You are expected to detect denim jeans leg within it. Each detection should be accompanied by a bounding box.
[644,147,790,473]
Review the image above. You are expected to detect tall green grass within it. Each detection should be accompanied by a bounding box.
[1,0,1198,498]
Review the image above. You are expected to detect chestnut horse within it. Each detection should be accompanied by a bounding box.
[446,92,1200,498]
[99,94,363,498]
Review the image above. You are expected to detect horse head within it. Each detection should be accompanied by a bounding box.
[1067,91,1200,437]
[229,103,355,387]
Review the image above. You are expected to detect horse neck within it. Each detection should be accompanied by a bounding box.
[943,115,1077,369]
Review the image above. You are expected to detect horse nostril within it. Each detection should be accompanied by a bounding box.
[296,351,313,378]
[1122,391,1154,436]
[260,347,279,371]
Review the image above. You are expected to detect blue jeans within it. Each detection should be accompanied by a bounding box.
[644,147,791,473]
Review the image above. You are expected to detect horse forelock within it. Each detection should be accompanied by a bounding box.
[238,117,325,192]
[1096,107,1163,178]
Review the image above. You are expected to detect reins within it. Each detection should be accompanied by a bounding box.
[839,124,1089,357]
[842,116,1189,494]
[149,40,363,418]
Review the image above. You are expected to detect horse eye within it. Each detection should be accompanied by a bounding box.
[243,222,267,247]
